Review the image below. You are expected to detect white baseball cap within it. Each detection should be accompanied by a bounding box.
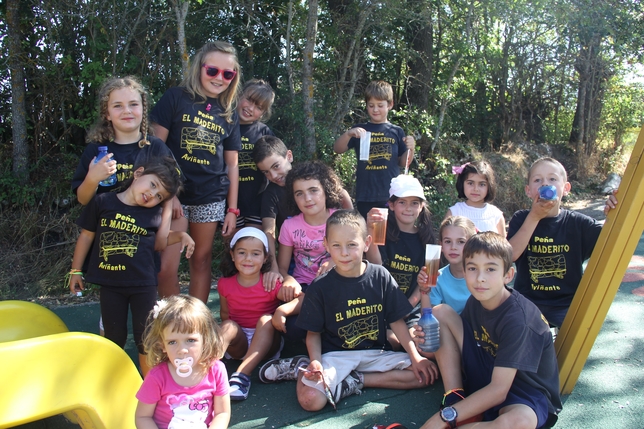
[230,227,269,251]
[389,175,426,200]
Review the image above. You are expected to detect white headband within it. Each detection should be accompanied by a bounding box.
[230,227,269,251]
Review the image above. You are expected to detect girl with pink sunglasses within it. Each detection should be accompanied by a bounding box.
[151,41,242,304]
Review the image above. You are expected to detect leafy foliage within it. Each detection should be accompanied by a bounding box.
[1,0,643,298]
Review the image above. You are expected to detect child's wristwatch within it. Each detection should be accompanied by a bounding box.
[227,208,240,216]
[440,406,458,428]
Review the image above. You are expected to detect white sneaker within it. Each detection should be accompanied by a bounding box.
[338,370,364,401]
[259,355,310,383]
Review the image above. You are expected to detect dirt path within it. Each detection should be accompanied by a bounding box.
[563,196,608,221]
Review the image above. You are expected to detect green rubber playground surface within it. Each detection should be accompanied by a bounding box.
[13,235,644,429]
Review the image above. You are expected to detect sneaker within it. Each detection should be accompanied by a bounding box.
[228,372,251,401]
[338,370,364,400]
[259,355,310,383]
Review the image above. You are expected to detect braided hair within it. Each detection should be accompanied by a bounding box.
[86,76,151,149]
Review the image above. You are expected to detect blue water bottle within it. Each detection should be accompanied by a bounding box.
[418,307,440,353]
[538,185,557,200]
[95,146,117,187]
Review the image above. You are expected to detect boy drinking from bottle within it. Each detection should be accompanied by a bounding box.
[507,157,618,327]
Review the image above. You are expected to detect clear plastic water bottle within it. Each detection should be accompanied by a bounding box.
[538,185,557,200]
[418,307,440,353]
[96,146,117,187]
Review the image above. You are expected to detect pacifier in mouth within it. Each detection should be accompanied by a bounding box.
[174,357,194,378]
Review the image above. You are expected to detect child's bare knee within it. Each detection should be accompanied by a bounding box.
[257,314,274,327]
[432,304,454,321]
[496,404,538,429]
[297,385,328,411]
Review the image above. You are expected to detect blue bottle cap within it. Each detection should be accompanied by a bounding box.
[539,185,557,200]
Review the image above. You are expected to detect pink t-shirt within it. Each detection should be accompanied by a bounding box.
[136,360,229,429]
[278,211,335,284]
[217,273,282,328]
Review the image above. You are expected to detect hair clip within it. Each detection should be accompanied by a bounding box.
[452,162,470,175]
[152,300,168,319]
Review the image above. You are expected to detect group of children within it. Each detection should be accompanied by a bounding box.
[66,38,619,429]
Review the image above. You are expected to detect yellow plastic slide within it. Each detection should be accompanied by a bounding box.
[0,300,68,342]
[0,301,142,429]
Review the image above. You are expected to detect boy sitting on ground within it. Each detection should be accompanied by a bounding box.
[418,232,562,429]
[259,209,438,411]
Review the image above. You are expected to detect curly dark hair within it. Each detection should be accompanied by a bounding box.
[285,161,343,215]
[455,160,497,202]
[219,236,273,277]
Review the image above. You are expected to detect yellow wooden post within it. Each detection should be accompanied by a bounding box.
[556,124,644,394]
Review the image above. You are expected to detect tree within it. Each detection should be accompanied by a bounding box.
[302,0,319,157]
[170,0,191,78]
[566,0,644,172]
[431,0,474,151]
[402,0,434,110]
[327,0,375,135]
[6,0,28,183]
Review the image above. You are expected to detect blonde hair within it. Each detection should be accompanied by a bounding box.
[528,157,568,182]
[439,216,477,241]
[181,41,241,124]
[142,295,224,377]
[87,76,151,148]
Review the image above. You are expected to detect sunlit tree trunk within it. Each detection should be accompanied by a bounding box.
[570,33,611,176]
[171,0,190,78]
[7,0,28,183]
[302,0,318,157]
[329,1,372,135]
[285,0,295,99]
[431,0,474,151]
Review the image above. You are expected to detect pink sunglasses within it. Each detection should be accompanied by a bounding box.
[202,65,237,81]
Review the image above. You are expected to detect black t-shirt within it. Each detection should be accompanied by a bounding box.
[239,122,274,218]
[377,231,425,298]
[507,209,602,308]
[260,182,289,230]
[347,122,407,202]
[150,87,242,205]
[296,262,412,353]
[71,136,173,196]
[76,193,161,287]
[462,289,563,415]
